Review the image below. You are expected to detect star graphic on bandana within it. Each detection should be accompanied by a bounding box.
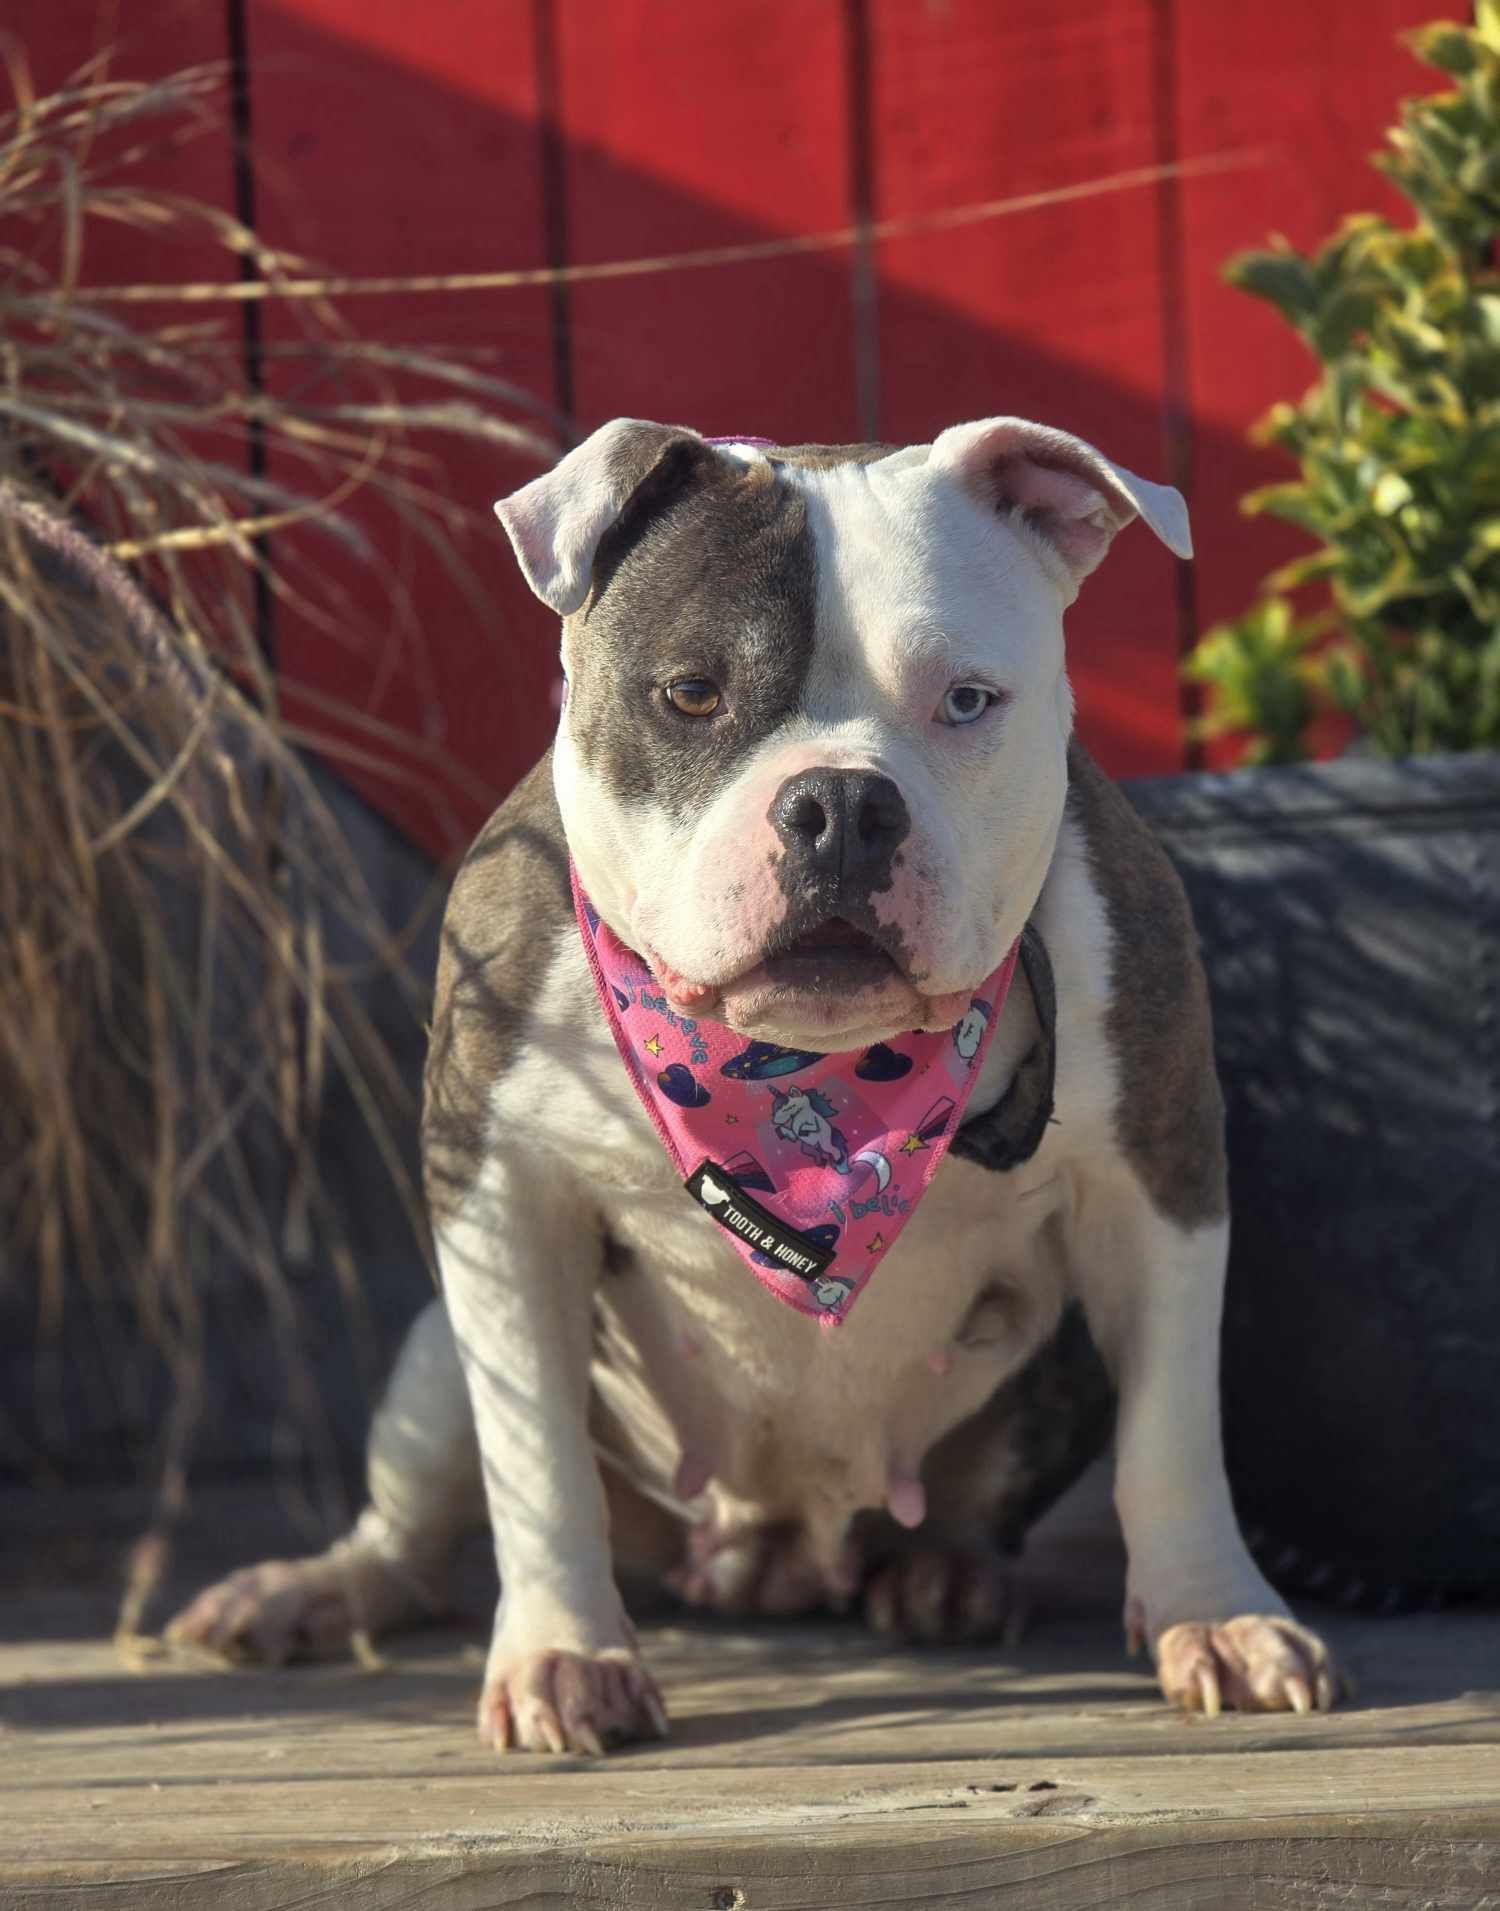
[643,1034,662,1057]
[724,1114,739,1125]
[900,1133,927,1155]
[867,1232,886,1253]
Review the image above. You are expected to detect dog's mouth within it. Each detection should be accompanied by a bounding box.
[759,916,901,991]
[652,910,972,1044]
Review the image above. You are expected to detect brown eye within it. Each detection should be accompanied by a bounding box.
[666,677,722,717]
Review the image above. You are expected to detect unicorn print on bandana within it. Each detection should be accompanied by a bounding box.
[953,999,993,1065]
[769,1084,851,1173]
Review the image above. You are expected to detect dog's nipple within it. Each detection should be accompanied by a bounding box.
[673,1451,713,1501]
[886,1471,926,1530]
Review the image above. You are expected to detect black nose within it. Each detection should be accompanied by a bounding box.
[771,768,910,885]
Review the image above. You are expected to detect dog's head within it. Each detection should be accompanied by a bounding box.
[496,418,1189,1051]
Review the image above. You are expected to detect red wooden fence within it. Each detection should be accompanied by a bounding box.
[19,0,1443,858]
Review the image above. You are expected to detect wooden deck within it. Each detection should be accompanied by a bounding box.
[3,1481,1497,1908]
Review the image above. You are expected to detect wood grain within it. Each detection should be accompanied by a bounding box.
[3,1486,1497,1911]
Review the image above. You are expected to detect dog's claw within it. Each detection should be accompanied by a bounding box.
[1156,1614,1339,1717]
[165,1547,424,1667]
[860,1550,1015,1645]
[481,1645,666,1755]
[481,1694,513,1751]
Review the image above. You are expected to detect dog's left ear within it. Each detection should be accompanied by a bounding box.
[929,417,1191,595]
[495,417,707,615]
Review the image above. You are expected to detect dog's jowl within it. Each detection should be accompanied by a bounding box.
[170,416,1339,1751]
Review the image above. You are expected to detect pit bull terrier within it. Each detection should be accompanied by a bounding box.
[171,417,1339,1752]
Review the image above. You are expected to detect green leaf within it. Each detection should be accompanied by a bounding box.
[1458,144,1500,199]
[1408,24,1480,77]
[1182,599,1323,764]
[1312,285,1379,356]
[1226,248,1320,324]
[1474,297,1500,345]
[1209,5,1500,761]
[1267,550,1342,592]
[1242,482,1332,532]
[1372,470,1415,513]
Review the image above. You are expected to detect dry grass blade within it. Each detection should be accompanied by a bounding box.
[0,51,554,1620]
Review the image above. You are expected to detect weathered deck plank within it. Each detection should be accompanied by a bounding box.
[2,1487,1497,1908]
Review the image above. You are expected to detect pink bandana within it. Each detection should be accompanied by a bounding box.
[573,868,1019,1326]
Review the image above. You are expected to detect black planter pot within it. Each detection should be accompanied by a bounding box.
[1126,751,1500,1606]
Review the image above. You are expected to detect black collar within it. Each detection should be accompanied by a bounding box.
[951,925,1056,1173]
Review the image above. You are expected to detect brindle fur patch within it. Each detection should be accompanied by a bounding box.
[984,1302,1117,1553]
[856,1300,1114,1556]
[1066,741,1227,1228]
[569,449,818,827]
[421,755,571,1229]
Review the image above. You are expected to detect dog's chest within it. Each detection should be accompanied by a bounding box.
[504,962,1064,1526]
[592,1141,1068,1509]
[491,864,1118,1540]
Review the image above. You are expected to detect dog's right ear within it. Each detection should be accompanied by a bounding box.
[494,418,707,616]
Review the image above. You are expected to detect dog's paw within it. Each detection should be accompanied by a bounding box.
[1155,1613,1339,1717]
[478,1647,668,1755]
[666,1520,833,1617]
[862,1549,1021,1645]
[166,1547,424,1666]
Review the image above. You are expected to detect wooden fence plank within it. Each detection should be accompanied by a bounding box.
[243,0,561,854]
[867,0,1187,774]
[554,0,860,444]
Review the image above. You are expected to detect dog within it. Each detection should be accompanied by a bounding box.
[170,416,1338,1752]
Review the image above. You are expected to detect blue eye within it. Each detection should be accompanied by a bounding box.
[939,684,999,726]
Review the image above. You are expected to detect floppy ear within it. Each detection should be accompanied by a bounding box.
[929,416,1191,595]
[494,417,706,615]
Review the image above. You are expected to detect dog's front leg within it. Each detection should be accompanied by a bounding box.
[1071,1171,1339,1715]
[438,1149,667,1755]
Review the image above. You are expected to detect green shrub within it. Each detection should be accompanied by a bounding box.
[1185,3,1500,764]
